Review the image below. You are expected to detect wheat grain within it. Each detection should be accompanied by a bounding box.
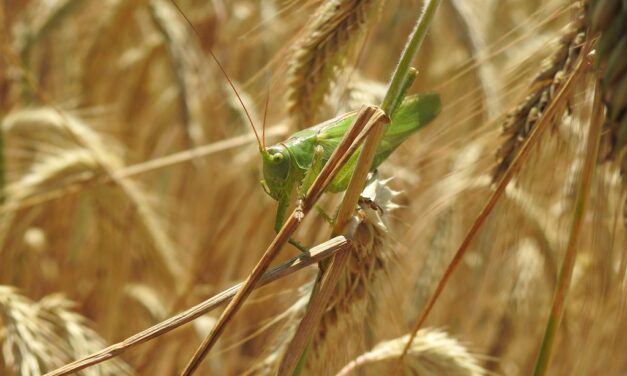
[37,294,134,376]
[0,286,69,375]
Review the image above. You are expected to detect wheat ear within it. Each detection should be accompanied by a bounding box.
[303,180,400,374]
[337,330,486,376]
[493,14,586,183]
[286,0,380,127]
[0,287,133,375]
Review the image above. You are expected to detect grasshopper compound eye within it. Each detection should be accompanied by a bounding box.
[266,146,288,165]
[271,153,283,163]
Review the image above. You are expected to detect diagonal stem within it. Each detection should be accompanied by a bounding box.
[396,44,588,368]
[380,0,441,115]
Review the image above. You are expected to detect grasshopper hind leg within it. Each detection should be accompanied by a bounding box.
[294,145,325,219]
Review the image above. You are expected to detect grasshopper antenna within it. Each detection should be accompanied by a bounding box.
[261,72,272,150]
[169,0,264,152]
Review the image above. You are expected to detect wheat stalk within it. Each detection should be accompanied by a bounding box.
[279,4,439,373]
[400,21,591,366]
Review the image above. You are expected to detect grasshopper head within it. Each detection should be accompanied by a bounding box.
[261,145,290,200]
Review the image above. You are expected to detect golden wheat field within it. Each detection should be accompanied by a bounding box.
[1,0,626,375]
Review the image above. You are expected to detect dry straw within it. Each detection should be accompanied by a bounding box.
[46,236,352,376]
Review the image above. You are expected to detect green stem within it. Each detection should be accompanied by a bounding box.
[531,86,603,376]
[380,0,441,115]
[388,68,417,118]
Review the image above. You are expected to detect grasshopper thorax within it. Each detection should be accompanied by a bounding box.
[261,145,291,200]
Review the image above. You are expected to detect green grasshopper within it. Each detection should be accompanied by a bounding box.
[259,93,441,232]
[168,0,441,235]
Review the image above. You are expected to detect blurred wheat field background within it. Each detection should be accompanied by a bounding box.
[0,0,625,375]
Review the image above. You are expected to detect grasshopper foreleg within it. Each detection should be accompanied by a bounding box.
[274,196,289,233]
[295,144,325,221]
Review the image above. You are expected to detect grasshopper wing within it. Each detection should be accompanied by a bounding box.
[372,93,441,168]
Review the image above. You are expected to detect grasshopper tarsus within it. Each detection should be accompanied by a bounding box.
[295,199,305,222]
